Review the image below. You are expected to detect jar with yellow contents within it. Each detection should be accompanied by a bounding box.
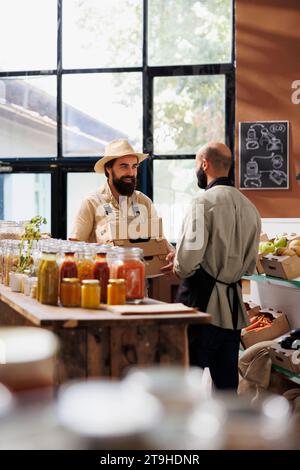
[107,278,126,305]
[81,279,100,309]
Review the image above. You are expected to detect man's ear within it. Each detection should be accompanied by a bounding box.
[202,158,209,171]
[106,166,113,179]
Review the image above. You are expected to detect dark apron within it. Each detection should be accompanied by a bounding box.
[176,265,241,330]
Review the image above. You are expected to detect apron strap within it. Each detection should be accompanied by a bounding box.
[215,278,241,330]
[131,193,140,216]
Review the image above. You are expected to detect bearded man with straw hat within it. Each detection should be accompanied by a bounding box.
[70,139,174,271]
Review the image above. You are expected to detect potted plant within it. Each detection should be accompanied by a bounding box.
[9,216,47,293]
[16,216,47,273]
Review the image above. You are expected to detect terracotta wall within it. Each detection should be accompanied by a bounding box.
[236,0,300,217]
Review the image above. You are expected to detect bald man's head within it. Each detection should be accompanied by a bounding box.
[196,142,232,173]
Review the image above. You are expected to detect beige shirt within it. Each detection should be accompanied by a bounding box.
[174,185,261,330]
[70,182,159,243]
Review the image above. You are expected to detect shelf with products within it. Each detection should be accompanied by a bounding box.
[243,274,300,330]
[242,275,300,388]
[243,273,300,289]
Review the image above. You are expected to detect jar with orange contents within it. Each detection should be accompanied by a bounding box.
[109,248,145,301]
[60,278,81,307]
[76,246,94,281]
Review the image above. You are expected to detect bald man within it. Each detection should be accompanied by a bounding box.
[174,142,261,391]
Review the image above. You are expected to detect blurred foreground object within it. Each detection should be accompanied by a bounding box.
[124,365,220,449]
[0,327,58,392]
[56,379,162,449]
[0,383,14,417]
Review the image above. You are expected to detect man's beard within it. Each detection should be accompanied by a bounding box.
[196,167,207,189]
[112,171,136,196]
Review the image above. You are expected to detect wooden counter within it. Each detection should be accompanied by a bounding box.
[0,285,210,383]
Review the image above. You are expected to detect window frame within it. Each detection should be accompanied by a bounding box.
[0,0,235,239]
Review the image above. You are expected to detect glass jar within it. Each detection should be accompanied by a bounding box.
[76,247,94,281]
[60,278,81,307]
[107,279,126,305]
[4,240,20,287]
[37,251,59,305]
[109,248,145,301]
[81,279,100,309]
[60,251,78,281]
[0,221,23,240]
[93,246,110,303]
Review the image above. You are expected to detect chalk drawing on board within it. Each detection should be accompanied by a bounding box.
[239,121,289,190]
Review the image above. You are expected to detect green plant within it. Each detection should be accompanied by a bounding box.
[17,216,47,273]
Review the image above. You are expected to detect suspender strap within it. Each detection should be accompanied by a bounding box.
[97,191,140,216]
[103,203,113,215]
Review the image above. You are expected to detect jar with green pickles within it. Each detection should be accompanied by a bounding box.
[37,251,59,305]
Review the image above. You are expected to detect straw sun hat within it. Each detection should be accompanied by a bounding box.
[94,139,148,173]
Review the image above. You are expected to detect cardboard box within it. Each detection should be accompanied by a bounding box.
[256,253,265,274]
[285,233,300,243]
[261,253,300,280]
[98,216,169,277]
[144,254,168,278]
[244,301,261,319]
[112,237,168,257]
[111,238,169,278]
[260,233,269,242]
[98,217,163,243]
[269,343,300,374]
[241,311,290,349]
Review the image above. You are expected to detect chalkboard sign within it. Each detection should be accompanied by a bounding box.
[239,121,289,189]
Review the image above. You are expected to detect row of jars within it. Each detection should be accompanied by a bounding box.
[0,241,144,308]
[37,245,145,307]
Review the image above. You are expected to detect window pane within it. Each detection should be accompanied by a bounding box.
[67,173,106,237]
[153,160,200,243]
[154,75,225,155]
[63,73,142,157]
[0,77,57,157]
[148,0,232,66]
[0,174,51,232]
[0,0,57,71]
[63,0,143,68]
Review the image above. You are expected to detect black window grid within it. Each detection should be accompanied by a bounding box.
[0,0,235,239]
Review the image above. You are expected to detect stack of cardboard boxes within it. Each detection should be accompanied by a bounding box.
[97,215,169,277]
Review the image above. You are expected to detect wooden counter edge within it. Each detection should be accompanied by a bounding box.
[0,285,211,328]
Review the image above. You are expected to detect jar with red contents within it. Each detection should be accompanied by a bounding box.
[60,250,78,281]
[109,247,145,301]
[93,245,110,303]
